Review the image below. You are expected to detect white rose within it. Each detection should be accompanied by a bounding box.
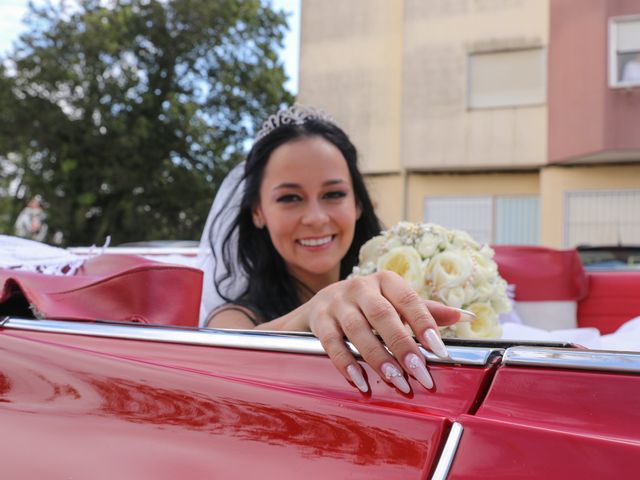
[466,276,494,304]
[450,230,481,250]
[439,325,457,338]
[490,279,512,313]
[349,261,377,278]
[480,244,495,259]
[463,282,479,305]
[426,251,473,291]
[359,236,385,265]
[491,294,512,314]
[377,246,424,291]
[450,302,502,339]
[415,282,435,301]
[417,231,444,258]
[470,250,498,282]
[438,286,467,309]
[384,237,404,250]
[425,223,449,236]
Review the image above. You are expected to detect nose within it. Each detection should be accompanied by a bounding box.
[301,199,329,226]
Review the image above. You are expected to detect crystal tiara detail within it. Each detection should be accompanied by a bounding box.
[255,104,333,141]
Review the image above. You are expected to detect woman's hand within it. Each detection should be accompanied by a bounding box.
[292,271,471,394]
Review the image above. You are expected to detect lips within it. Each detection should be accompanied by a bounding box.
[297,235,334,247]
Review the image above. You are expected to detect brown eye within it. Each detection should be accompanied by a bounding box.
[277,194,302,203]
[324,191,347,199]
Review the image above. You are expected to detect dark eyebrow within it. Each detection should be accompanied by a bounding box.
[273,179,347,190]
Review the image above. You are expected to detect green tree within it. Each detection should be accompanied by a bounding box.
[0,0,293,245]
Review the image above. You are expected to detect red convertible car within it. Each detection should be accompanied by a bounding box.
[1,247,639,479]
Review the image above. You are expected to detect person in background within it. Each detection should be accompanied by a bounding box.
[14,195,48,242]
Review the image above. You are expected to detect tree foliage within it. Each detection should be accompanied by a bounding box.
[0,0,294,245]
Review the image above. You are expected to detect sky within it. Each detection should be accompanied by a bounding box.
[0,0,300,93]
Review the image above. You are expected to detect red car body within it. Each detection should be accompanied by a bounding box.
[1,247,639,479]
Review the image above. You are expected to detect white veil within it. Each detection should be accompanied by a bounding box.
[196,161,248,326]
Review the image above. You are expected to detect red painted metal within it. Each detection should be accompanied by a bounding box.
[477,366,640,440]
[0,329,497,479]
[448,415,640,479]
[447,366,640,478]
[5,323,638,478]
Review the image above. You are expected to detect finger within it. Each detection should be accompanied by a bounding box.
[375,272,450,360]
[423,300,477,326]
[333,305,412,393]
[354,292,434,391]
[309,311,370,393]
[340,285,427,392]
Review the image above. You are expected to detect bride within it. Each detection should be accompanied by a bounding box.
[198,105,472,394]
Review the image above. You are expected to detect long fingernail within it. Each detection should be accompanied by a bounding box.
[347,364,369,393]
[381,363,410,394]
[404,352,433,389]
[424,328,450,359]
[452,307,476,323]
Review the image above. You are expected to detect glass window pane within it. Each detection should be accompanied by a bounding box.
[495,196,539,245]
[565,190,640,247]
[468,48,546,109]
[424,196,493,244]
[616,19,640,52]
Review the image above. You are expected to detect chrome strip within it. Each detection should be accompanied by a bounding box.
[422,345,501,366]
[431,422,464,480]
[2,317,499,366]
[67,246,199,256]
[503,346,640,373]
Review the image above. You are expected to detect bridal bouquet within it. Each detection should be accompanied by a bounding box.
[351,222,510,338]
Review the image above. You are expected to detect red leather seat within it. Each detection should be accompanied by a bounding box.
[578,272,640,334]
[0,254,203,326]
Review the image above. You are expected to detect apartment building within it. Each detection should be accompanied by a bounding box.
[297,0,640,248]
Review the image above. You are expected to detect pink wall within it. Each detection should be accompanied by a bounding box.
[548,0,640,163]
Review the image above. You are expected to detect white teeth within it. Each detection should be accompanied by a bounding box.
[298,235,332,247]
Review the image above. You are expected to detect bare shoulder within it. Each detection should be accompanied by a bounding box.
[205,304,260,329]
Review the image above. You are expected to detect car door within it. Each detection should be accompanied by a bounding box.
[1,317,501,480]
[445,346,640,479]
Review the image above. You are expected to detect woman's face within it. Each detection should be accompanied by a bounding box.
[253,136,360,290]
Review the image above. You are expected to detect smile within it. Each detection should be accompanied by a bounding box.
[297,235,334,247]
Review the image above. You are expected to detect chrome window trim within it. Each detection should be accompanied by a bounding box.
[431,422,464,480]
[67,246,199,257]
[1,317,500,366]
[503,346,640,373]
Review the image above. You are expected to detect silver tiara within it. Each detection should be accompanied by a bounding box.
[255,104,333,141]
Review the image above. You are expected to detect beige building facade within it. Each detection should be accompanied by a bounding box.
[298,0,640,248]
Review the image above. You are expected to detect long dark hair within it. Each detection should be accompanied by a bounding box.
[210,112,381,322]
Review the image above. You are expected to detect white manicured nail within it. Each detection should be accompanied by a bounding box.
[347,364,369,393]
[452,307,476,323]
[381,363,410,394]
[404,353,434,389]
[424,328,450,359]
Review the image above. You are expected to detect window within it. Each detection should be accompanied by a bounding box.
[424,196,493,244]
[564,189,640,247]
[609,16,640,87]
[467,48,546,109]
[424,195,539,245]
[495,196,540,245]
